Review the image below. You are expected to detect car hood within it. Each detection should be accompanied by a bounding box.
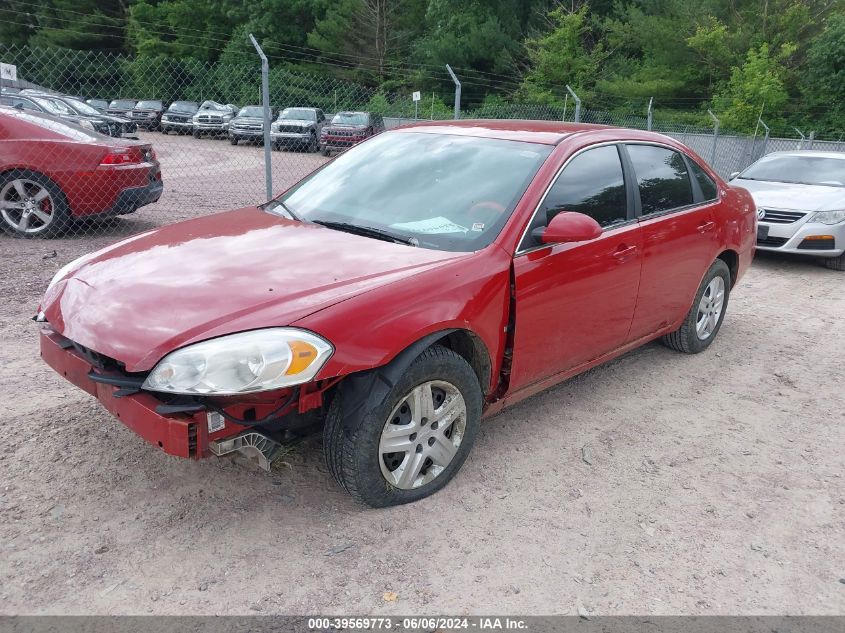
[41,207,468,372]
[733,178,845,212]
[326,124,367,131]
[277,119,312,125]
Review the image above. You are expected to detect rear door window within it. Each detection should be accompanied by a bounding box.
[627,145,694,215]
[689,160,718,201]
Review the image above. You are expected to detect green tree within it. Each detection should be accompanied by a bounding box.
[519,6,605,104]
[800,13,845,133]
[713,42,795,131]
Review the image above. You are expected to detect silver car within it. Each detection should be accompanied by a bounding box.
[730,151,845,270]
[270,107,326,152]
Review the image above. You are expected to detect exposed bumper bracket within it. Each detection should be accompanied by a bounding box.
[209,432,282,472]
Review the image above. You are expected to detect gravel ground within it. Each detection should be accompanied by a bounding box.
[0,132,843,616]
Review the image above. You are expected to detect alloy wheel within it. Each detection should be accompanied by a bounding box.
[379,380,467,490]
[696,276,725,340]
[0,178,55,234]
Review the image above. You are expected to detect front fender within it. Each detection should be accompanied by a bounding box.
[295,247,512,395]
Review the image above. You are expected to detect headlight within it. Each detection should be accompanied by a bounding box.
[192,115,200,122]
[78,119,95,130]
[810,210,845,225]
[161,115,170,121]
[142,328,333,395]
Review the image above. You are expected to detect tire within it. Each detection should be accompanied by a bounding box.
[0,170,71,238]
[323,345,482,507]
[821,253,845,271]
[662,259,731,354]
[272,142,280,151]
[161,128,168,135]
[308,132,317,153]
[321,147,331,157]
[229,136,238,145]
[192,130,201,139]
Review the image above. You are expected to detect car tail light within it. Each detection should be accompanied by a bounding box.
[100,149,140,165]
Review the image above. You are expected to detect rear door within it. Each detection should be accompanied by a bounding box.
[624,144,722,340]
[509,144,643,391]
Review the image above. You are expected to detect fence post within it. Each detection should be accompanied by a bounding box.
[249,34,273,202]
[647,97,653,131]
[793,127,806,150]
[707,109,719,168]
[758,119,770,160]
[445,64,461,120]
[807,131,815,150]
[562,93,568,121]
[565,85,581,123]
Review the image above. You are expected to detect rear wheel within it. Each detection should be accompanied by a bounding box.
[321,147,331,157]
[0,170,70,238]
[662,259,731,354]
[229,136,238,145]
[821,253,845,271]
[323,345,482,507]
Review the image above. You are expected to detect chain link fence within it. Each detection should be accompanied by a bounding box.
[1,44,843,241]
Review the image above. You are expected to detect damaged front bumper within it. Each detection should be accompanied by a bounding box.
[39,327,325,468]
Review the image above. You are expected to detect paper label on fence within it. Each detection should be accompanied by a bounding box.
[391,217,468,234]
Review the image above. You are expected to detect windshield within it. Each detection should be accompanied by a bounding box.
[168,101,198,113]
[109,100,136,109]
[238,106,264,118]
[332,112,367,126]
[64,98,100,116]
[268,131,552,252]
[88,99,108,108]
[199,100,228,111]
[740,155,845,187]
[279,108,315,121]
[136,100,162,109]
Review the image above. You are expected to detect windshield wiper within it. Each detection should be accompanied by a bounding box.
[311,220,416,246]
[270,200,301,221]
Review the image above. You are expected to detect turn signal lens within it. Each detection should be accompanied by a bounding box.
[803,235,835,240]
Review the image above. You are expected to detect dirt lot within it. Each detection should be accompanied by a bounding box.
[0,132,843,616]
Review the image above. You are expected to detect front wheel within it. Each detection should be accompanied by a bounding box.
[229,136,238,145]
[662,259,731,354]
[323,345,482,507]
[192,130,201,139]
[821,253,845,271]
[321,147,331,157]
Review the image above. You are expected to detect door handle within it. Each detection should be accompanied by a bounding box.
[697,220,716,233]
[612,244,638,260]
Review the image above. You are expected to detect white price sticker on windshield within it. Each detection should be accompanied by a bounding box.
[391,217,468,234]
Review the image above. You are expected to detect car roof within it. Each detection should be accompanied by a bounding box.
[758,150,845,160]
[393,119,625,145]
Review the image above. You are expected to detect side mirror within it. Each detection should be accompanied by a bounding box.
[532,211,602,245]
[729,171,740,180]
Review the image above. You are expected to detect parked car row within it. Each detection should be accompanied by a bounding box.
[0,93,138,137]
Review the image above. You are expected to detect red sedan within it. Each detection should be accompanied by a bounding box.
[38,120,756,506]
[0,106,162,237]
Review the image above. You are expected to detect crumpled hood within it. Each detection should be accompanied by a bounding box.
[733,178,845,211]
[42,207,467,371]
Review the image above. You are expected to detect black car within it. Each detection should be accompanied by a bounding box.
[131,99,165,131]
[160,101,199,134]
[0,94,121,137]
[107,99,137,117]
[53,95,137,137]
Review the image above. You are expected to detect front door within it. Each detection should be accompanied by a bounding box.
[510,144,643,391]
